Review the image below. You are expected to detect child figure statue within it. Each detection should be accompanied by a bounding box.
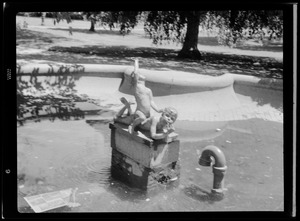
[115,103,178,140]
[113,59,178,140]
[128,59,163,134]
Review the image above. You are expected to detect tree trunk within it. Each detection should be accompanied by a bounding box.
[178,11,201,59]
[89,20,95,32]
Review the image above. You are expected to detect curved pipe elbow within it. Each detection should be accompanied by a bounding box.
[199,145,226,168]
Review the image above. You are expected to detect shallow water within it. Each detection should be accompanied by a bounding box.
[17,116,283,212]
[17,75,283,212]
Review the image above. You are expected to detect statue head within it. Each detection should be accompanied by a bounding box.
[162,107,178,124]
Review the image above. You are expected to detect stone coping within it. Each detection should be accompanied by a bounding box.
[17,63,282,91]
[227,73,283,90]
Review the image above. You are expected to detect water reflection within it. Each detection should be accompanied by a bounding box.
[234,84,283,111]
[183,184,224,203]
[17,74,101,125]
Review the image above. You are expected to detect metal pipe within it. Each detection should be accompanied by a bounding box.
[198,145,227,195]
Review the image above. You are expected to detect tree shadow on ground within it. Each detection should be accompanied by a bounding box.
[197,36,283,53]
[17,28,283,78]
[46,45,283,78]
[49,27,122,35]
[17,29,68,47]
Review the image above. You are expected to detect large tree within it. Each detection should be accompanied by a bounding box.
[52,10,283,59]
[143,10,283,59]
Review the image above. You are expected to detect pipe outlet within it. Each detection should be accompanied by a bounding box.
[198,145,227,195]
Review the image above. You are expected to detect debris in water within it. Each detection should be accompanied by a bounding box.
[216,128,221,132]
[24,188,75,213]
[145,198,150,201]
[226,140,231,144]
[195,168,201,171]
[67,188,81,208]
[170,176,178,181]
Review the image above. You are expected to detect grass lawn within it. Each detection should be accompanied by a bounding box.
[17,16,283,79]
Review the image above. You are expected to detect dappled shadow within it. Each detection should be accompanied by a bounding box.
[17,28,283,78]
[17,73,101,126]
[17,29,68,48]
[47,45,283,78]
[198,36,283,53]
[49,45,178,60]
[235,44,283,53]
[203,52,282,78]
[49,27,122,36]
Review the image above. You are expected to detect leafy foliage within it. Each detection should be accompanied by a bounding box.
[143,11,187,45]
[20,10,283,58]
[81,11,140,34]
[202,10,283,47]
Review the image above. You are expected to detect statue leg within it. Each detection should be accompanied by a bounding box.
[114,97,132,119]
[120,97,133,115]
[129,110,146,134]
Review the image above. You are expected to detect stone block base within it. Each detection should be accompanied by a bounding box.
[109,123,180,194]
[111,149,180,194]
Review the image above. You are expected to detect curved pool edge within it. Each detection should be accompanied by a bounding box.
[16,63,282,91]
[17,63,235,93]
[227,73,283,91]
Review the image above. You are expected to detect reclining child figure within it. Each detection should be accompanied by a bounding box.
[114,59,178,140]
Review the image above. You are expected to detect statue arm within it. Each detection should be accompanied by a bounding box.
[150,117,168,140]
[131,59,140,83]
[149,90,163,113]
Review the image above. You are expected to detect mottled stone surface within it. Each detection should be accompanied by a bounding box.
[109,123,180,193]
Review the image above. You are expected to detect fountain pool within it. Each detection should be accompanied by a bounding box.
[17,74,283,212]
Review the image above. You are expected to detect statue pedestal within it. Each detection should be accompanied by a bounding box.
[109,123,180,195]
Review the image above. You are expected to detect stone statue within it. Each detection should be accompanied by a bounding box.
[114,59,178,140]
[114,98,177,140]
[128,59,163,133]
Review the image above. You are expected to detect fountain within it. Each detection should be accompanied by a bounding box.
[109,59,181,195]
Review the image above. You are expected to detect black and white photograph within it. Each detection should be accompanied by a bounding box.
[2,1,296,219]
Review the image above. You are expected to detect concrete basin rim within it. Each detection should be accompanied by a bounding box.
[17,62,282,90]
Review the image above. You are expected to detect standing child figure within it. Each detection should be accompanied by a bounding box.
[128,59,163,134]
[127,59,163,134]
